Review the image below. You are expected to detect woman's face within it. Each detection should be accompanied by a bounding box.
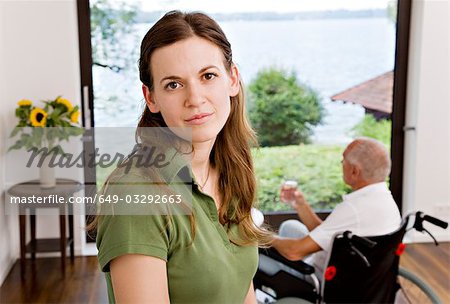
[143,36,240,144]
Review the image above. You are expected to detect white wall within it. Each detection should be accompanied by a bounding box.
[403,0,450,242]
[0,0,17,288]
[0,0,85,285]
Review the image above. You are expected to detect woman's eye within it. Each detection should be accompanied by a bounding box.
[165,82,180,90]
[203,73,217,80]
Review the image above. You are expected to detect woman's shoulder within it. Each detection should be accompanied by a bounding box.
[107,145,191,183]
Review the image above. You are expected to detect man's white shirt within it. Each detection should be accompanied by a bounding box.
[309,182,402,274]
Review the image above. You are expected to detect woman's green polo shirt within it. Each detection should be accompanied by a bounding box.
[96,150,258,303]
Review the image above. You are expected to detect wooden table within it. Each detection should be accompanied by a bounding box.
[7,179,83,277]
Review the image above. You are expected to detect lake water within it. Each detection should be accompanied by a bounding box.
[93,17,395,145]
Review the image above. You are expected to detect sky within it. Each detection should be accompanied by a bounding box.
[139,0,392,13]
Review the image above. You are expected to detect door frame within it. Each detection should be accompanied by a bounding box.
[76,0,97,241]
[76,0,412,229]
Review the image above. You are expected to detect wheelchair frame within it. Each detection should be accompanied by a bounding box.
[254,211,448,303]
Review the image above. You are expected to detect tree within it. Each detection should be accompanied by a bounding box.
[248,68,323,147]
[90,0,139,72]
[89,0,141,122]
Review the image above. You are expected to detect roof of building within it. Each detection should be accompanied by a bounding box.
[331,71,393,114]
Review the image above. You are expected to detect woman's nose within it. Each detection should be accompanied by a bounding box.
[184,82,206,107]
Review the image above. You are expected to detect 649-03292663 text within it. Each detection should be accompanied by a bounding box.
[95,194,182,204]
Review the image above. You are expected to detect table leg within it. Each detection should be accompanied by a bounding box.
[68,203,74,263]
[59,211,66,274]
[19,214,26,278]
[30,214,36,261]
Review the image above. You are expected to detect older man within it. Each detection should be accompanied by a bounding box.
[270,137,402,276]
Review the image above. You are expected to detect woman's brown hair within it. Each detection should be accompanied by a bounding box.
[89,11,273,246]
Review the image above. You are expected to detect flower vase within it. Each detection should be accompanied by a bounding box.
[39,156,56,188]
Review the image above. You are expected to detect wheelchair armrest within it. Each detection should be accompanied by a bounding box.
[259,247,315,275]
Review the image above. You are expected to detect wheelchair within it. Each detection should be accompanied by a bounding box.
[254,211,448,303]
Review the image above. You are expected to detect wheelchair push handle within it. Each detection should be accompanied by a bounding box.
[423,214,448,229]
[413,211,449,231]
[411,212,448,246]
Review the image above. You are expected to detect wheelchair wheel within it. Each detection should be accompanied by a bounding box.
[397,267,440,304]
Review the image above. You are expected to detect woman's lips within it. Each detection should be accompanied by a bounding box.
[185,113,212,125]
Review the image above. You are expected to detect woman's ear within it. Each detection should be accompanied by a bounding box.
[142,84,160,113]
[228,64,240,97]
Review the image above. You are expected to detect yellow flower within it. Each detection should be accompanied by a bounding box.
[70,110,80,123]
[17,99,32,107]
[56,97,73,112]
[30,108,47,127]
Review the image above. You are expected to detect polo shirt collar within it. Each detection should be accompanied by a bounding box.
[158,148,193,184]
[342,182,388,202]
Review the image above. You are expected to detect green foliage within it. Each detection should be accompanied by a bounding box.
[252,144,351,212]
[248,67,323,146]
[9,97,84,155]
[351,115,392,147]
[90,0,139,72]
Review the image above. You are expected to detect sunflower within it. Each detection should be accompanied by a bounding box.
[70,110,80,123]
[30,108,48,127]
[17,99,32,107]
[56,97,73,112]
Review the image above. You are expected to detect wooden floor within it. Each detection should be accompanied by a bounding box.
[0,243,448,303]
[0,256,108,304]
[400,242,450,303]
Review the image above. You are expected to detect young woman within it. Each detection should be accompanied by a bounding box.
[94,11,272,303]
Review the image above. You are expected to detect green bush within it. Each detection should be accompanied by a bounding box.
[248,68,323,147]
[351,115,391,147]
[252,145,351,212]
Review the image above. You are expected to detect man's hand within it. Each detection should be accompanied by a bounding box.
[280,187,308,210]
[280,185,323,234]
[291,190,308,209]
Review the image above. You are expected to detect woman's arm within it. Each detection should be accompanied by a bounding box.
[243,281,257,304]
[110,254,170,303]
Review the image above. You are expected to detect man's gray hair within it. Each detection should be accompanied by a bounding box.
[345,137,391,182]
